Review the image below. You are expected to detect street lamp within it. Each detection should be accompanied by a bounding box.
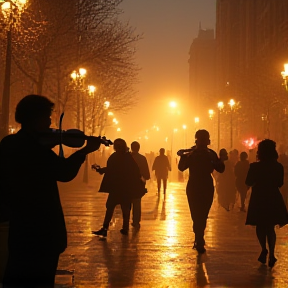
[208,109,214,120]
[217,101,224,152]
[169,101,177,108]
[228,99,236,148]
[0,0,27,138]
[281,63,288,91]
[70,68,87,129]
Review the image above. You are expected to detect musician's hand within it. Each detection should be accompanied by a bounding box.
[81,136,101,154]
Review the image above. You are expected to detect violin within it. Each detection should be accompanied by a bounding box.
[38,128,113,149]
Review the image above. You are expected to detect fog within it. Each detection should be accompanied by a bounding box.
[116,0,216,154]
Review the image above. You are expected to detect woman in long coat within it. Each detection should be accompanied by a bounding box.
[245,139,288,267]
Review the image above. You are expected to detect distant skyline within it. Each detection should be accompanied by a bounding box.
[117,0,216,149]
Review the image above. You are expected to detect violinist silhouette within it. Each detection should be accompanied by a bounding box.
[0,95,101,288]
[178,129,225,254]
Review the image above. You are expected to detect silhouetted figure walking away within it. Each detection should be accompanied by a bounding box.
[152,148,171,194]
[215,149,236,211]
[0,95,100,288]
[245,139,288,268]
[92,139,145,237]
[178,130,225,254]
[130,141,150,229]
[234,151,250,212]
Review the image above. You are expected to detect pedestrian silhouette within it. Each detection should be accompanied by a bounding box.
[130,141,150,229]
[234,151,250,212]
[0,95,101,287]
[215,149,237,211]
[152,148,171,194]
[92,138,145,237]
[245,139,288,268]
[178,129,225,254]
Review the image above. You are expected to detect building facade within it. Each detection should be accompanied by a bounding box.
[188,26,216,117]
[216,0,288,145]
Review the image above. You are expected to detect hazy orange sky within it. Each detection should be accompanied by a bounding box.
[115,0,216,152]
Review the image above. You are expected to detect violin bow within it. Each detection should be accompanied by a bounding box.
[59,112,64,158]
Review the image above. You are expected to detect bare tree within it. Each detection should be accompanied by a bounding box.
[8,0,141,132]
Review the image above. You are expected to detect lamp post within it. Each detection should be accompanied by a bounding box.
[217,102,224,152]
[0,0,27,138]
[70,68,87,130]
[228,99,235,149]
[88,85,97,135]
[281,63,288,91]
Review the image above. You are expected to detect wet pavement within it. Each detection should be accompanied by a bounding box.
[56,175,288,288]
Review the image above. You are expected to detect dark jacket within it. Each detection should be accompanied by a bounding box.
[152,155,171,179]
[0,130,86,253]
[245,160,288,226]
[234,159,250,190]
[178,147,225,193]
[131,152,150,180]
[98,152,144,199]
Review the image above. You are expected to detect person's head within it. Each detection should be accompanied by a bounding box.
[219,148,228,161]
[240,151,248,161]
[15,95,54,131]
[257,139,278,161]
[159,148,165,155]
[131,141,140,153]
[195,129,210,147]
[113,138,128,153]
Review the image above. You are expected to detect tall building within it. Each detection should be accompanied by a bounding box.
[216,0,288,144]
[188,26,216,117]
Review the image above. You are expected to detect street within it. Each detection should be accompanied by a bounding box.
[56,176,288,288]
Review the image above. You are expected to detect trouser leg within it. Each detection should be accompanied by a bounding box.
[187,190,213,246]
[239,188,247,208]
[132,198,141,225]
[103,194,117,229]
[163,178,167,194]
[157,178,161,192]
[121,202,131,231]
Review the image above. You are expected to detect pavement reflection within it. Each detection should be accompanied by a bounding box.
[56,180,288,288]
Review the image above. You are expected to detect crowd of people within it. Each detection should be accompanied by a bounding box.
[1,94,288,287]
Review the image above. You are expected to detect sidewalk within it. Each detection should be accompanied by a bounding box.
[56,178,288,288]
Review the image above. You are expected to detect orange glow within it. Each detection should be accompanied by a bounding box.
[242,137,259,149]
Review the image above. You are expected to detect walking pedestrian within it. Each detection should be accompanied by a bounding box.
[130,141,150,229]
[152,148,171,194]
[0,95,101,288]
[215,149,237,211]
[92,139,145,237]
[245,139,288,267]
[234,151,250,212]
[178,130,225,253]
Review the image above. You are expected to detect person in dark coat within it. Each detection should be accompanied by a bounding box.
[130,141,150,229]
[234,151,250,212]
[215,149,237,211]
[245,139,288,268]
[0,95,100,288]
[152,148,171,194]
[92,138,144,237]
[178,130,225,254]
